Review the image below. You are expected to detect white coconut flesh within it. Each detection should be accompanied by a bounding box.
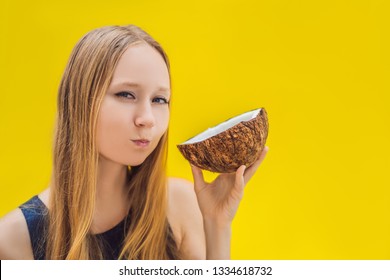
[182,108,261,144]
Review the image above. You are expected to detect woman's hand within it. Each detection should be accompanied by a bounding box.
[190,146,269,226]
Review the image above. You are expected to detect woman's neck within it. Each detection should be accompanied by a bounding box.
[97,156,128,199]
[92,157,130,234]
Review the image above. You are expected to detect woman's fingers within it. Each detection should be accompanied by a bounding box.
[190,146,268,193]
[243,146,269,185]
[234,165,246,193]
[190,164,205,193]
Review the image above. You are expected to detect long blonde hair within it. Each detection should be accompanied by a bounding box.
[47,25,178,259]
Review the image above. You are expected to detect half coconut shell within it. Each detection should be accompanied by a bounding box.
[177,108,268,173]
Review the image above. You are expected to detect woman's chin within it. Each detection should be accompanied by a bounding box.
[124,157,148,167]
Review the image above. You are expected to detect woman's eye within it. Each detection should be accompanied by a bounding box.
[115,92,135,99]
[153,97,169,104]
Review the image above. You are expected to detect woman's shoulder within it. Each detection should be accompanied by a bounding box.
[167,177,206,259]
[167,177,196,202]
[0,206,34,259]
[167,177,199,222]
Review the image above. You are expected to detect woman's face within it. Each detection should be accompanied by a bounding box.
[96,43,170,166]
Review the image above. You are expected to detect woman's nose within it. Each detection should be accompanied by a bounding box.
[134,104,155,127]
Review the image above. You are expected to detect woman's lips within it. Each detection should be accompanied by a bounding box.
[131,139,150,147]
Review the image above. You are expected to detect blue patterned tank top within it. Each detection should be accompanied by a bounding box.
[19,196,128,260]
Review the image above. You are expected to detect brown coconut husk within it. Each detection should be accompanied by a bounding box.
[177,108,268,173]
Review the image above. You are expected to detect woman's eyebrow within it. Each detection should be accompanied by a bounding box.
[114,82,141,88]
[113,81,170,92]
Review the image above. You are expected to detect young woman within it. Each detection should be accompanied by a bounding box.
[0,25,268,260]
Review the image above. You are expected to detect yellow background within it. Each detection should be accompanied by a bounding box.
[1,0,389,259]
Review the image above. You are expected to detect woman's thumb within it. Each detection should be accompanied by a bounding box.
[190,164,205,192]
